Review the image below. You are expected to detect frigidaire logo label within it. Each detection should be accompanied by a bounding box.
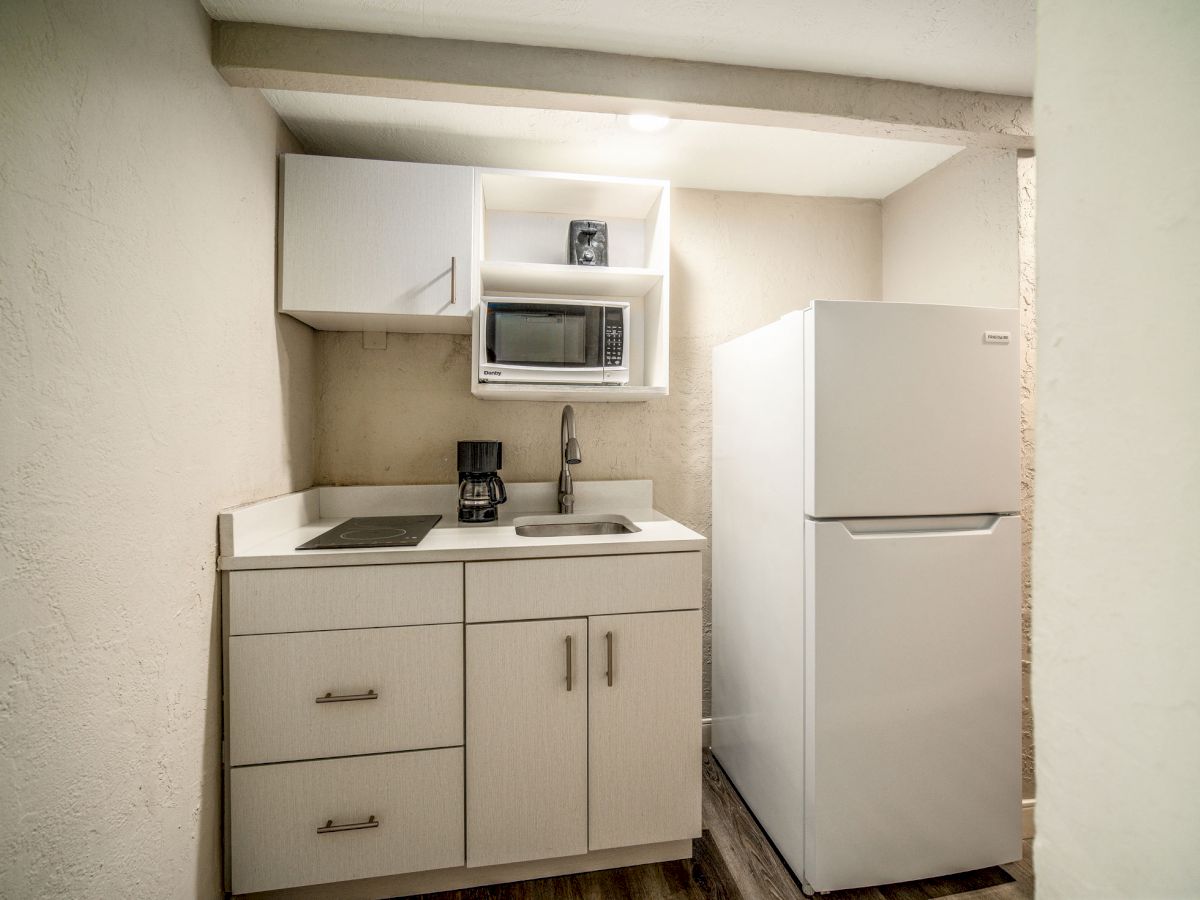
[483,369,502,376]
[983,331,1011,344]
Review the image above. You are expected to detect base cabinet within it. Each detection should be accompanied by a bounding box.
[465,608,702,867]
[226,551,702,896]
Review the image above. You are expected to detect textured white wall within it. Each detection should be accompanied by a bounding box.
[881,149,1034,799]
[0,2,313,897]
[314,189,882,713]
[1014,153,1037,801]
[1033,2,1200,896]
[882,149,1018,308]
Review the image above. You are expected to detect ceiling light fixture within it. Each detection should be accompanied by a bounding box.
[627,113,671,133]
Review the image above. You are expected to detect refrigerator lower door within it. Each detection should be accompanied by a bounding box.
[803,514,1022,892]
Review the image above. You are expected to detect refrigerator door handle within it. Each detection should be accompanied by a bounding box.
[839,514,1003,538]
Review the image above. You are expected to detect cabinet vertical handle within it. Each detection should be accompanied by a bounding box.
[565,634,573,691]
[450,256,457,305]
[606,631,614,687]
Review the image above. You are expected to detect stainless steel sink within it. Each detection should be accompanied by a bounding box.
[513,514,641,538]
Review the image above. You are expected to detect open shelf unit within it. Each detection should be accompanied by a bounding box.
[473,168,671,402]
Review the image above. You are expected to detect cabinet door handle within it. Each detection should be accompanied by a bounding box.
[606,631,614,687]
[450,256,457,305]
[315,689,378,704]
[564,634,573,691]
[317,814,379,834]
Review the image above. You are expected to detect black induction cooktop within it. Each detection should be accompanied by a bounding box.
[295,515,442,551]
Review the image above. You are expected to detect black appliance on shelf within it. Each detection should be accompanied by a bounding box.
[568,219,608,266]
[458,440,507,524]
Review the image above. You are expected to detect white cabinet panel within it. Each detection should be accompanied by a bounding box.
[804,515,1022,891]
[229,624,463,766]
[465,618,588,867]
[588,611,702,851]
[280,154,475,331]
[230,748,464,895]
[804,300,1020,518]
[464,552,701,622]
[228,562,462,635]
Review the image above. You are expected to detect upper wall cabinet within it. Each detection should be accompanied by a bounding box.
[278,154,671,400]
[279,155,478,333]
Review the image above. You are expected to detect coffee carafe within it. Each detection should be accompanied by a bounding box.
[457,440,507,524]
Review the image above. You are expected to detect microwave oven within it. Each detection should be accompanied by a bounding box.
[478,297,630,385]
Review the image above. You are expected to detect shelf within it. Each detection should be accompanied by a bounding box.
[480,260,663,298]
[472,382,669,403]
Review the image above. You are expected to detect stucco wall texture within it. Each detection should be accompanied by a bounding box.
[880,148,1035,800]
[1033,2,1200,896]
[0,2,313,897]
[881,149,1019,308]
[314,189,885,715]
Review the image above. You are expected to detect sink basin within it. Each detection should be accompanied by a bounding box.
[513,514,641,538]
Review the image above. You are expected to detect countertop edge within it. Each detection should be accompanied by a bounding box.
[219,535,707,571]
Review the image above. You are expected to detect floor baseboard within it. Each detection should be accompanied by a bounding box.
[702,717,712,748]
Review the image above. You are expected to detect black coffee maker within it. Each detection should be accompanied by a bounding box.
[457,440,507,524]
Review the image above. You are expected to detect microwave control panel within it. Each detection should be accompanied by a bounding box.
[604,306,624,367]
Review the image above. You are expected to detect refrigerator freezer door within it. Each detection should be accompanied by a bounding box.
[803,515,1022,892]
[804,300,1020,518]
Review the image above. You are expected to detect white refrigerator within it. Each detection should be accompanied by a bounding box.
[712,300,1022,894]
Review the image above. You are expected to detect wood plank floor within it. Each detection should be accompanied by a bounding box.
[413,753,1034,900]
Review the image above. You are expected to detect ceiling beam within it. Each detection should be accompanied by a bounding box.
[212,21,1033,150]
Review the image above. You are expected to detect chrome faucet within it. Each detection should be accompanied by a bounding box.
[559,404,582,514]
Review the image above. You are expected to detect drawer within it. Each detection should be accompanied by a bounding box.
[465,552,702,622]
[229,624,462,766]
[230,747,464,895]
[227,563,462,635]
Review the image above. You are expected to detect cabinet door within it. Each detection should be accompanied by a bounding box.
[588,611,702,851]
[280,154,474,326]
[466,618,587,867]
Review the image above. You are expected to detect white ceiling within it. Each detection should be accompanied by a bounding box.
[204,0,1035,96]
[264,91,961,200]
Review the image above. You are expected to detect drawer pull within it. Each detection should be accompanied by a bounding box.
[317,814,379,834]
[315,689,379,704]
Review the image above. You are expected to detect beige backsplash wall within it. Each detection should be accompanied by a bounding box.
[315,188,884,713]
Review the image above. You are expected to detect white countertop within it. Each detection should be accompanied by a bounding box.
[218,481,706,571]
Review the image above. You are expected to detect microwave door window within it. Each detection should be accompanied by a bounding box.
[490,308,600,367]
